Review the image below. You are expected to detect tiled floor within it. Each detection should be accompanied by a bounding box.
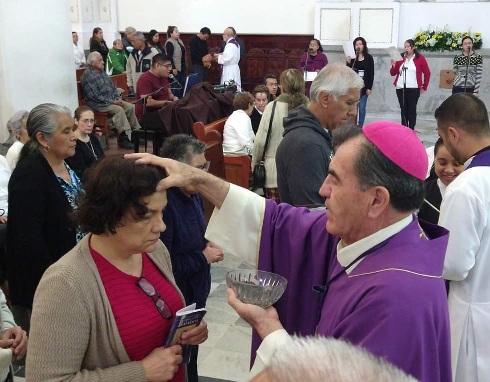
[14,111,439,382]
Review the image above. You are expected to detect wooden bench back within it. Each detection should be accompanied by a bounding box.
[76,68,86,82]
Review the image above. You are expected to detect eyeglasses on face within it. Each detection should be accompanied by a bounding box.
[137,276,172,319]
[80,119,95,125]
[195,161,211,172]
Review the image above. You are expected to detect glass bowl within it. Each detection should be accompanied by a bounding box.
[226,269,288,308]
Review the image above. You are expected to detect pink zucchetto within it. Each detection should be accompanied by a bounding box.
[362,121,428,180]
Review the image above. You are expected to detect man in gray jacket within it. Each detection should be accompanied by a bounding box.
[126,31,159,94]
[276,64,363,207]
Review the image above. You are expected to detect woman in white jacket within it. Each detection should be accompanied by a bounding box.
[223,92,255,155]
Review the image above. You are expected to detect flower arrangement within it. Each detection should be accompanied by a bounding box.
[413,27,482,52]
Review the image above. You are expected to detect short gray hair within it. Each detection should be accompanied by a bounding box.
[26,103,71,144]
[133,31,145,41]
[7,110,29,135]
[87,51,102,65]
[263,336,417,382]
[159,134,205,164]
[310,63,364,102]
[125,26,136,35]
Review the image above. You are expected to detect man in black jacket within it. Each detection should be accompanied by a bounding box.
[189,27,212,83]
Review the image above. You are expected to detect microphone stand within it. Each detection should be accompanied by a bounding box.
[463,48,471,93]
[134,84,172,152]
[303,50,309,84]
[401,54,408,128]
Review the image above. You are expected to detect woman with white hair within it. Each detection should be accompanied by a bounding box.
[5,110,29,170]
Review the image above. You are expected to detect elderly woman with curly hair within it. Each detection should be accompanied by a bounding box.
[26,156,208,382]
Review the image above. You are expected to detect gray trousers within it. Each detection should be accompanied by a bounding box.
[97,101,141,139]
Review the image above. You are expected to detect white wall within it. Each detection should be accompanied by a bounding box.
[116,0,316,35]
[0,0,79,143]
[117,0,490,50]
[399,3,490,49]
[72,0,120,50]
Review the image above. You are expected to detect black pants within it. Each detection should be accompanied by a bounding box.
[186,345,199,382]
[452,86,475,94]
[396,88,420,130]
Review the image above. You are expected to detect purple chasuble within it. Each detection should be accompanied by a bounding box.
[254,200,452,382]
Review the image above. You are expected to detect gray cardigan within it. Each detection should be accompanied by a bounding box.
[26,235,184,382]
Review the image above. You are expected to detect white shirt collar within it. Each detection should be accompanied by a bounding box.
[254,106,263,115]
[337,214,414,274]
[464,155,475,169]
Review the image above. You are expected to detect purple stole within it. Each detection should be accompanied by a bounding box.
[467,147,490,169]
[227,38,239,48]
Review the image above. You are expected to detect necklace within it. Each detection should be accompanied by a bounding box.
[85,139,97,159]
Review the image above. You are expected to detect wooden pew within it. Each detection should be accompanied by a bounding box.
[193,118,251,189]
[76,68,86,82]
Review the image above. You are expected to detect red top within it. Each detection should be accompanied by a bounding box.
[390,54,431,91]
[135,70,171,119]
[91,246,185,382]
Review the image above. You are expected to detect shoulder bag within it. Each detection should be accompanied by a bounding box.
[253,101,277,190]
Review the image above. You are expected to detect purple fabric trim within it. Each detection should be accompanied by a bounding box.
[467,148,490,169]
[227,38,239,48]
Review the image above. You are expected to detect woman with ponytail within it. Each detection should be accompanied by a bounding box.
[252,69,309,203]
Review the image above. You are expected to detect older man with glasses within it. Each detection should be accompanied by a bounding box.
[275,63,363,208]
[159,134,223,382]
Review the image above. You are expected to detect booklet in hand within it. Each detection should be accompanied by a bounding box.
[164,303,207,364]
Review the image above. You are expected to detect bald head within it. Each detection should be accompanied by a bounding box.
[223,27,234,41]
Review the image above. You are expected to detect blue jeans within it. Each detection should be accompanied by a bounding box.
[357,94,368,127]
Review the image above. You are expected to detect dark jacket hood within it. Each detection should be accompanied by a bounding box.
[283,105,331,141]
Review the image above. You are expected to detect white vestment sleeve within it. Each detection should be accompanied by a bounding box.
[205,184,265,266]
[439,184,486,281]
[247,329,291,381]
[0,289,15,331]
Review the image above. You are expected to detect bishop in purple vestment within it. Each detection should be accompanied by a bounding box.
[129,121,452,382]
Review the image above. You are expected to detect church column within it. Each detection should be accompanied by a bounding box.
[0,0,79,142]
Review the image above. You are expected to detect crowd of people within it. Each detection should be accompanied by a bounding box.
[0,27,485,382]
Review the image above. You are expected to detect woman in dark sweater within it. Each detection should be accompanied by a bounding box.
[6,103,82,330]
[65,106,104,180]
[147,29,164,54]
[89,27,109,67]
[159,134,223,382]
[346,37,374,127]
[418,138,463,224]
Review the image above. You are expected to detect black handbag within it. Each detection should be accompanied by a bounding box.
[253,101,277,189]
